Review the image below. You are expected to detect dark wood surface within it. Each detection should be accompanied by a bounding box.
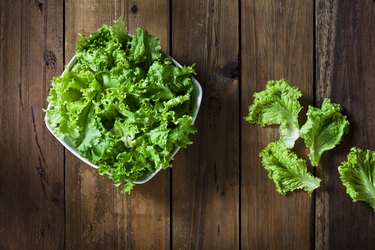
[171,0,239,248]
[241,1,314,249]
[1,0,375,249]
[315,1,375,249]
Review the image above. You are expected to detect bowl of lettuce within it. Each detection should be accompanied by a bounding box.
[45,20,202,193]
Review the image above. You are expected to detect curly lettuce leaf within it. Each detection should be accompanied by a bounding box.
[339,147,375,211]
[260,141,321,195]
[245,79,302,148]
[130,27,162,67]
[45,19,196,193]
[300,98,349,166]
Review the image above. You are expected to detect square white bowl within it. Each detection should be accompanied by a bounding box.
[45,55,202,184]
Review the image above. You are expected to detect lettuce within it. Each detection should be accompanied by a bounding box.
[300,98,349,166]
[339,147,375,211]
[260,141,321,195]
[245,79,302,148]
[45,19,196,193]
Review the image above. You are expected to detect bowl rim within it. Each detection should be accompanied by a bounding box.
[45,55,202,184]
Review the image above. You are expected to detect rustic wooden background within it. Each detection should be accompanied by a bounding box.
[1,0,375,249]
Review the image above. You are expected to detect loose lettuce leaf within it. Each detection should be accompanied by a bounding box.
[45,19,196,193]
[260,141,321,195]
[245,79,302,148]
[130,28,162,67]
[339,147,375,211]
[300,98,349,166]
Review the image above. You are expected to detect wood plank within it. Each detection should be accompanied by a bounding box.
[315,1,375,249]
[171,0,239,248]
[64,0,170,249]
[0,0,65,249]
[241,1,314,249]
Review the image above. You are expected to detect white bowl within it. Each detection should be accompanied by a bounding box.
[45,56,202,184]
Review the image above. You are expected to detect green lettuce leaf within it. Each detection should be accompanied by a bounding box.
[130,28,162,67]
[45,19,196,193]
[339,147,375,211]
[260,140,321,195]
[245,79,302,148]
[300,98,349,166]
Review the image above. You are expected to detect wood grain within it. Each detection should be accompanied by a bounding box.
[241,1,314,249]
[315,1,375,249]
[65,0,170,249]
[171,0,239,248]
[3,0,375,248]
[0,0,65,249]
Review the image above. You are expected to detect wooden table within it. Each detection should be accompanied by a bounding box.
[1,0,375,249]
